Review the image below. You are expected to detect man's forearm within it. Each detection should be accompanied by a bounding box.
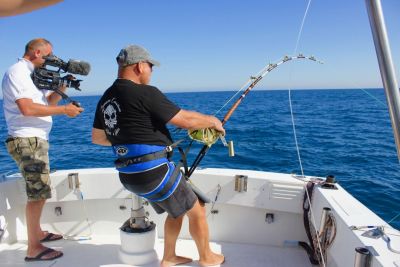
[91,128,111,146]
[18,101,65,116]
[169,110,218,129]
[47,87,66,105]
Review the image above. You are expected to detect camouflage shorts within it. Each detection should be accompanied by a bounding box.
[5,137,51,201]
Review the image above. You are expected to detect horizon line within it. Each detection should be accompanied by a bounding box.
[0,87,385,100]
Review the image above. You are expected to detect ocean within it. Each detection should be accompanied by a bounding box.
[1,89,399,230]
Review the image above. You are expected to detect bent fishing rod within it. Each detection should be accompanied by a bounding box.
[187,54,323,178]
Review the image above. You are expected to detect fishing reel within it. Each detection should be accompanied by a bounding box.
[188,128,234,156]
[188,128,220,146]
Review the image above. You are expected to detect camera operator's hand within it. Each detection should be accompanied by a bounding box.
[64,103,83,117]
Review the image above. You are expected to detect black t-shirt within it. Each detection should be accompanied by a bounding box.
[93,79,180,146]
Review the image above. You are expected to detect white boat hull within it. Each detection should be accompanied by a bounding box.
[0,167,399,266]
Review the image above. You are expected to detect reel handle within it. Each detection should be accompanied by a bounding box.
[72,100,81,108]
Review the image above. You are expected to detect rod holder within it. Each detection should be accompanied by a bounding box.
[234,175,247,192]
[354,247,371,267]
[74,174,80,189]
[67,173,79,190]
[319,207,331,234]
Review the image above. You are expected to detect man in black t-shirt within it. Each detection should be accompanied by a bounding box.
[92,45,225,267]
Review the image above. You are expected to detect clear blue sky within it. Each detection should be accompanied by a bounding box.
[0,0,399,96]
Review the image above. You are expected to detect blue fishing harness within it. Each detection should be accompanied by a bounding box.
[113,144,183,202]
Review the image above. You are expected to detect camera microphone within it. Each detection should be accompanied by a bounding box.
[34,54,90,105]
[66,60,91,76]
[42,55,91,76]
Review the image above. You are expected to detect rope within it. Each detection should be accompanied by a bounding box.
[318,213,337,261]
[303,179,328,266]
[351,225,400,254]
[382,229,400,254]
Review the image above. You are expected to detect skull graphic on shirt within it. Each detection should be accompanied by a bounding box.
[104,103,117,129]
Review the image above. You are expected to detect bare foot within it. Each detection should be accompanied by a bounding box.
[199,253,225,267]
[160,255,193,266]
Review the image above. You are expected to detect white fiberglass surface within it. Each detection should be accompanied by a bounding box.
[0,236,312,267]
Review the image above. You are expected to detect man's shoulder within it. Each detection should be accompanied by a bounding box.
[98,81,162,101]
[140,84,163,95]
[131,82,158,92]
[97,86,114,103]
[2,60,35,95]
[119,82,161,97]
[5,60,30,76]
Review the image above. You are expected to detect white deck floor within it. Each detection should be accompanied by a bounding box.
[0,235,312,267]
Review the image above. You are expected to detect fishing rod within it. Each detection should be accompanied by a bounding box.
[187,54,323,178]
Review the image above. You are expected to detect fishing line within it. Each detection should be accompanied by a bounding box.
[214,55,317,117]
[289,0,312,178]
[290,5,329,267]
[359,88,387,107]
[387,211,400,225]
[338,76,387,106]
[63,189,93,241]
[336,81,400,231]
[287,0,328,266]
[213,63,280,116]
[213,78,252,116]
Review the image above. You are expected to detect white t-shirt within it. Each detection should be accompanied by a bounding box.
[2,58,52,140]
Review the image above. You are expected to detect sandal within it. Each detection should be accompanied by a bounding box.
[40,232,63,242]
[24,248,63,262]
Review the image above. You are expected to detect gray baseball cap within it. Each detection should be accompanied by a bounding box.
[116,45,160,67]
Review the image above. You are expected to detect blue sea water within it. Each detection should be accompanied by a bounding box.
[1,89,399,229]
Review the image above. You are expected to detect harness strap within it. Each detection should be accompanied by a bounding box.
[115,150,168,169]
[113,139,210,203]
[114,139,186,169]
[138,161,183,202]
[178,145,189,176]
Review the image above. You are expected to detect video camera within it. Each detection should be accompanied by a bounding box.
[31,55,91,106]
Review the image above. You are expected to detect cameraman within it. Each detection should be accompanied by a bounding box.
[1,38,83,262]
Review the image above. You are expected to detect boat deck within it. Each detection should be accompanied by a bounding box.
[0,235,312,267]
